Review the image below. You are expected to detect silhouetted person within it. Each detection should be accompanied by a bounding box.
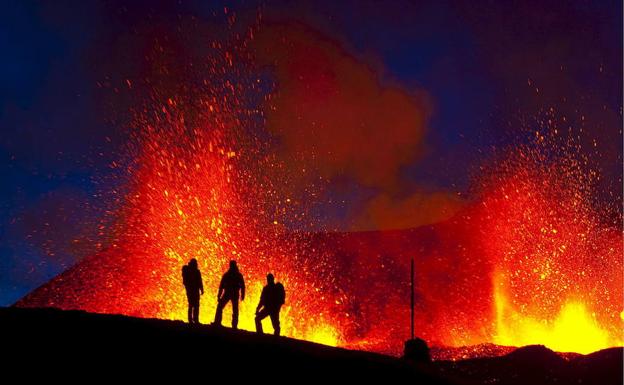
[255,273,285,336]
[182,258,203,324]
[214,260,245,329]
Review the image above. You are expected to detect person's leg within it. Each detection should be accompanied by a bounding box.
[214,296,227,325]
[193,302,200,324]
[255,308,270,334]
[188,292,199,324]
[186,291,193,323]
[270,309,280,336]
[231,297,239,329]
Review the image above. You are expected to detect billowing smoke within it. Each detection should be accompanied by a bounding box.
[251,22,462,230]
[253,22,430,190]
[353,190,464,230]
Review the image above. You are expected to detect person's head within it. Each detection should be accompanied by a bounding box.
[266,273,274,285]
[189,258,198,269]
[229,260,237,271]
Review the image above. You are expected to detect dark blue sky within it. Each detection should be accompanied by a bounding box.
[1,0,621,305]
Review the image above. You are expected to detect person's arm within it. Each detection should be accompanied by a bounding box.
[217,276,224,299]
[199,271,204,295]
[240,274,245,301]
[256,288,265,314]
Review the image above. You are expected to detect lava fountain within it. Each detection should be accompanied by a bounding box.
[16,17,345,346]
[475,131,623,354]
[17,94,345,345]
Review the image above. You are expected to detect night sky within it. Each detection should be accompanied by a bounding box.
[1,0,621,306]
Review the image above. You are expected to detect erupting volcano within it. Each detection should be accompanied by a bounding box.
[17,96,623,358]
[11,4,623,361]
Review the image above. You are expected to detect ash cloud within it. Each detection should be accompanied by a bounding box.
[252,22,463,230]
[353,190,464,231]
[254,22,430,190]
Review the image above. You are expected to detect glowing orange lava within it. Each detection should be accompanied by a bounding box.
[476,133,623,355]
[493,271,620,354]
[111,107,345,345]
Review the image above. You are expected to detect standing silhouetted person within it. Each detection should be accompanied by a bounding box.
[182,258,203,324]
[214,260,245,329]
[255,273,285,336]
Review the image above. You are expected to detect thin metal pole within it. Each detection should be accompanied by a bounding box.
[410,257,414,340]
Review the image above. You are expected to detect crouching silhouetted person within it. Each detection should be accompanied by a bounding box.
[214,260,245,329]
[182,258,204,324]
[255,273,285,336]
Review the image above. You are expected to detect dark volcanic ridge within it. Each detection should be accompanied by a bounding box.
[1,307,621,385]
